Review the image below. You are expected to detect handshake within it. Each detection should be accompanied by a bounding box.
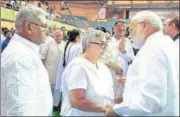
[102,105,120,116]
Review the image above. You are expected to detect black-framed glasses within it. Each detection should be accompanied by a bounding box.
[89,42,107,50]
[28,22,47,29]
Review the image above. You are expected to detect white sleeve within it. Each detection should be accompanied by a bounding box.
[119,39,135,63]
[113,48,168,116]
[67,45,82,64]
[4,56,37,116]
[66,65,88,91]
[175,39,179,47]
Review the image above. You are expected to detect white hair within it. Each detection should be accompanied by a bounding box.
[15,4,46,33]
[82,28,105,52]
[131,10,163,31]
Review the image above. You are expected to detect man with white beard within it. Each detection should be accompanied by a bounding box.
[106,10,179,116]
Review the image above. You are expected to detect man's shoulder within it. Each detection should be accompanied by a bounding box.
[44,36,56,45]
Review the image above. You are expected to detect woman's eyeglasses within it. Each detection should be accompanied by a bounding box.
[89,42,107,50]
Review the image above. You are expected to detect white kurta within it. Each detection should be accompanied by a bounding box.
[113,31,179,116]
[41,35,60,85]
[60,57,115,116]
[56,42,82,90]
[1,34,53,116]
[175,39,179,48]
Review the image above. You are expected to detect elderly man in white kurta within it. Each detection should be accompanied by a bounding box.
[106,11,179,116]
[60,29,115,116]
[1,5,53,116]
[41,28,63,108]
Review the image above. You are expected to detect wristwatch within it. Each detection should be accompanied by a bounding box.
[122,50,127,53]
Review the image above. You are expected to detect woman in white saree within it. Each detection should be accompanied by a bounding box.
[60,29,115,116]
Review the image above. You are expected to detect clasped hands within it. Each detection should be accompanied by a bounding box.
[103,105,119,116]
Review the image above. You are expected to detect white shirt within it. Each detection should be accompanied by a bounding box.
[59,40,66,53]
[56,42,82,90]
[175,39,179,48]
[113,31,179,116]
[110,36,134,76]
[60,57,115,116]
[41,35,60,85]
[58,40,66,61]
[1,34,53,116]
[1,34,6,45]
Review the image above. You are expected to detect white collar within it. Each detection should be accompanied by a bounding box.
[112,36,118,40]
[12,33,40,54]
[145,31,163,43]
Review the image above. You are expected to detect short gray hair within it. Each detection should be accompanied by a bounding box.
[131,10,163,31]
[82,28,105,52]
[15,4,46,33]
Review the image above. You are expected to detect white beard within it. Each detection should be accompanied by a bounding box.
[132,28,146,49]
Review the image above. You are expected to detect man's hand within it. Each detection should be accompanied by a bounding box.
[117,77,126,87]
[119,37,126,53]
[105,105,119,116]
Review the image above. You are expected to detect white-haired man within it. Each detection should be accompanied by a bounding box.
[1,5,53,116]
[164,17,179,47]
[41,27,63,111]
[106,11,179,116]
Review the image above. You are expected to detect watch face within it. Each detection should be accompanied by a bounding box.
[122,50,126,53]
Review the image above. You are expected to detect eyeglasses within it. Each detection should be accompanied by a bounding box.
[28,22,47,29]
[89,42,107,50]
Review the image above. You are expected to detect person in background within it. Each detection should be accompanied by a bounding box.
[112,27,114,36]
[96,26,123,99]
[60,26,68,41]
[56,29,82,91]
[1,4,53,116]
[96,26,107,33]
[60,28,114,116]
[106,10,179,116]
[41,27,63,111]
[164,17,179,46]
[111,20,134,76]
[11,28,16,36]
[1,27,8,44]
[1,30,12,52]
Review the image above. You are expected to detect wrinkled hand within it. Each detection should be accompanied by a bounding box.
[119,37,126,53]
[105,105,119,116]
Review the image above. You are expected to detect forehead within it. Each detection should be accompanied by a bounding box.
[164,19,171,25]
[115,22,125,28]
[55,30,63,35]
[7,31,11,34]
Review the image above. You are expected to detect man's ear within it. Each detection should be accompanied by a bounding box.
[25,22,32,34]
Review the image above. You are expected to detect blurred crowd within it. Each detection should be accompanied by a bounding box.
[1,4,179,116]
